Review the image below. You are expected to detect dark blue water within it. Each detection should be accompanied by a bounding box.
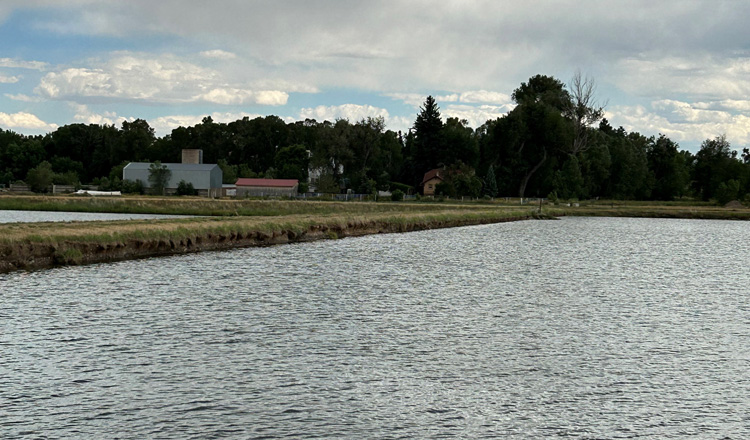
[1,217,748,438]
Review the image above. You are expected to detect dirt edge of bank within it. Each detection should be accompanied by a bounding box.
[1,215,534,274]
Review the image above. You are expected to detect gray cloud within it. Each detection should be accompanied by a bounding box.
[11,1,750,91]
[4,1,750,146]
[14,1,748,94]
[34,53,289,106]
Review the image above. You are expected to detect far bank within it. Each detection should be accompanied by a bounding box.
[0,207,541,273]
[3,196,750,274]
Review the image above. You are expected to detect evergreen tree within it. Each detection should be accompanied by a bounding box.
[483,166,498,197]
[413,96,443,183]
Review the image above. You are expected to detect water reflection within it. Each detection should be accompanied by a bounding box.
[0,209,193,223]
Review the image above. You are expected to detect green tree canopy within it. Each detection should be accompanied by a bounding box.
[148,161,171,195]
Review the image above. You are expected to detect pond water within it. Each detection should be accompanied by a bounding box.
[0,209,193,223]
[1,217,748,439]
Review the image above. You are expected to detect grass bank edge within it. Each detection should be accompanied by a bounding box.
[0,209,536,247]
[0,195,515,217]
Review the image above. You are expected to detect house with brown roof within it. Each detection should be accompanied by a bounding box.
[235,178,299,197]
[420,168,444,196]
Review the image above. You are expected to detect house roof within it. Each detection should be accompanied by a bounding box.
[123,162,219,172]
[420,168,444,185]
[235,178,299,188]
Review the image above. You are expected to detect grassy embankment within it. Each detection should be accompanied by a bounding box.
[548,199,750,220]
[0,195,540,273]
[2,194,749,273]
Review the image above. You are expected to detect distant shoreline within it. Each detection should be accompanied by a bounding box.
[0,197,538,273]
[2,195,749,274]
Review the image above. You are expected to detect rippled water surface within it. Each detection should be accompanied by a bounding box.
[0,209,192,223]
[2,217,749,438]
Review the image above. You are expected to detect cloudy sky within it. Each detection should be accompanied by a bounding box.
[2,0,750,151]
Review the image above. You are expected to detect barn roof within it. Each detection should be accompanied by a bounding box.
[235,178,299,187]
[420,168,444,185]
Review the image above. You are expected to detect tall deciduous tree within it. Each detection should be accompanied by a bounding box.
[565,70,605,156]
[693,135,743,201]
[441,117,479,169]
[500,74,572,199]
[148,161,171,195]
[274,144,309,181]
[647,134,689,200]
[119,119,155,162]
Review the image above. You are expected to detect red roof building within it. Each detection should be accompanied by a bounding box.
[235,178,299,197]
[420,168,444,196]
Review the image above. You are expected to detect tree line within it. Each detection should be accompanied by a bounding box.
[1,73,749,202]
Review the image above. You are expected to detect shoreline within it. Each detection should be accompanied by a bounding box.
[0,210,540,274]
[3,195,750,274]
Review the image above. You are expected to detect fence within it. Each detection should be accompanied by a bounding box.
[52,185,76,194]
[9,184,31,192]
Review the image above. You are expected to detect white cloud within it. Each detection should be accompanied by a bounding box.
[457,90,512,105]
[443,104,513,128]
[8,1,750,142]
[195,88,288,106]
[704,100,750,112]
[300,104,390,123]
[386,93,427,107]
[35,53,289,106]
[5,93,43,102]
[384,91,514,129]
[70,103,120,125]
[386,116,413,133]
[0,111,57,130]
[200,50,237,60]
[615,56,750,100]
[651,99,731,124]
[149,112,263,136]
[0,75,20,83]
[299,104,414,132]
[436,94,460,103]
[6,1,750,95]
[607,102,750,149]
[389,90,513,108]
[0,57,48,70]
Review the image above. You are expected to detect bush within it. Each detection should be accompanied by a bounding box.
[547,191,559,204]
[99,176,122,191]
[52,170,80,186]
[391,189,404,201]
[121,179,145,195]
[26,161,54,193]
[716,179,740,205]
[176,180,198,196]
[435,181,456,198]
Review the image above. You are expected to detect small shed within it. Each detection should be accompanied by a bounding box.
[421,168,444,196]
[235,178,299,197]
